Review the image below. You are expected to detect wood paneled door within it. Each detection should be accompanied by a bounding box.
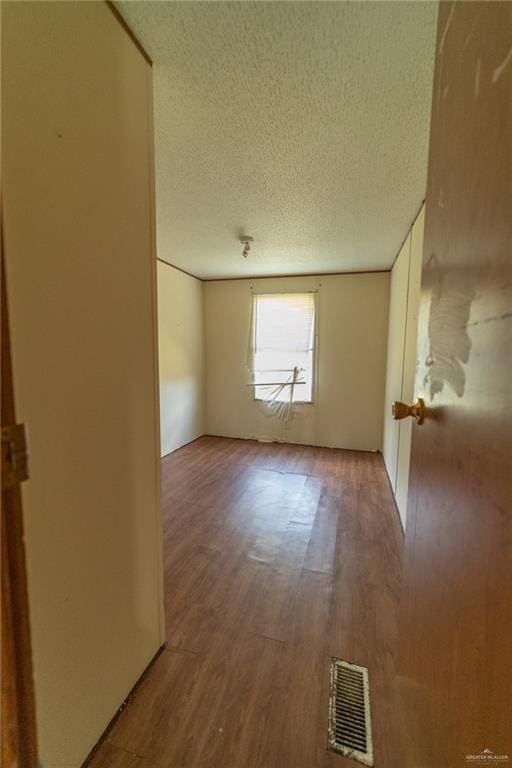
[394,2,512,765]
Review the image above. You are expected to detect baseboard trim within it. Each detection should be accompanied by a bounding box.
[160,434,206,459]
[81,643,166,767]
[203,432,380,454]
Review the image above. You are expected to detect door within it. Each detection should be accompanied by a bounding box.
[383,234,410,500]
[1,249,38,768]
[394,3,512,766]
[394,206,424,523]
[3,4,163,765]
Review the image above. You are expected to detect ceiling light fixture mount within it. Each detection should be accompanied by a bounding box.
[239,235,254,259]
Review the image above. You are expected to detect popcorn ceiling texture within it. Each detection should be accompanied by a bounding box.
[117,1,437,279]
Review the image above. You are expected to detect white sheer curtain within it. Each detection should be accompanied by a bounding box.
[247,292,316,421]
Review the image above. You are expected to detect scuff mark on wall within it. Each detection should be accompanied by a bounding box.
[492,46,512,83]
[438,1,456,57]
[423,255,475,399]
[474,58,481,99]
[462,17,477,51]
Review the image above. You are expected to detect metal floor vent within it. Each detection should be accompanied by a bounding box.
[328,658,374,767]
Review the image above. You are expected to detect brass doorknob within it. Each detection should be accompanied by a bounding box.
[392,397,425,425]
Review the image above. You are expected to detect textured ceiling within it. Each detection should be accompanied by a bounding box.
[117,1,437,279]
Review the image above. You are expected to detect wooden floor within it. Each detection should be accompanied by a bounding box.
[90,436,403,768]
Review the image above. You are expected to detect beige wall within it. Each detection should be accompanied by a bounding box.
[382,206,425,528]
[204,273,389,451]
[3,4,164,767]
[158,262,205,455]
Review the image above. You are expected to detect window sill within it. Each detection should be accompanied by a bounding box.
[254,398,315,406]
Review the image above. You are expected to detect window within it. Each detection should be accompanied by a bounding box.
[252,292,316,403]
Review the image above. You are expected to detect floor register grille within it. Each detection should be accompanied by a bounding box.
[328,658,374,766]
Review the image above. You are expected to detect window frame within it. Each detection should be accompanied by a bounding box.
[251,291,318,406]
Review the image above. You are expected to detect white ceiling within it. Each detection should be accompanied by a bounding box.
[117,1,437,279]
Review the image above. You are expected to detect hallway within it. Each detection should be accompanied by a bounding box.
[89,437,403,768]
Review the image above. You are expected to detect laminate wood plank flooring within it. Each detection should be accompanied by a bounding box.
[89,436,403,768]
